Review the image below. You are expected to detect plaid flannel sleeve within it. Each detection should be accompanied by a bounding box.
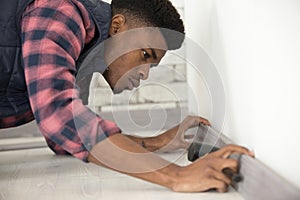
[21,0,121,162]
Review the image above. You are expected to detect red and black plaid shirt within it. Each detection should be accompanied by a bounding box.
[1,0,121,162]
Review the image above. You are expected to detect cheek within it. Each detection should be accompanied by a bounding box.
[107,51,141,83]
[107,56,131,85]
[114,54,140,76]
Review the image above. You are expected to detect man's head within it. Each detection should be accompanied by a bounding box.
[103,0,185,93]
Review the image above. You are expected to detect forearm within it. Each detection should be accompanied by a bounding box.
[124,134,163,152]
[124,125,180,152]
[88,133,180,190]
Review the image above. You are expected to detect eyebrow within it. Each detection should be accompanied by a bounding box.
[150,48,157,60]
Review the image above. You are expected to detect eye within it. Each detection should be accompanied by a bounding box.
[142,49,151,60]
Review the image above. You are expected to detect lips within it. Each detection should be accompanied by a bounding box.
[129,78,140,88]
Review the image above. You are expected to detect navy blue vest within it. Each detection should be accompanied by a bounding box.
[0,0,111,121]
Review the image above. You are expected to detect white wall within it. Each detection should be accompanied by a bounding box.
[185,0,300,188]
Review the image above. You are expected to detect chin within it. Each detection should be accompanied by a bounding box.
[112,87,124,94]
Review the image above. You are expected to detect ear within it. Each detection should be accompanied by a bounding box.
[109,14,127,36]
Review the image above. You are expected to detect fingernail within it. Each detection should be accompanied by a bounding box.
[250,151,255,157]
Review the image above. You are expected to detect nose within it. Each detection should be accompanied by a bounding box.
[137,64,151,80]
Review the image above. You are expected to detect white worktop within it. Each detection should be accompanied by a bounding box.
[0,144,244,200]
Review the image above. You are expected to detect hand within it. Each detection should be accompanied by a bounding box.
[157,115,210,152]
[171,144,254,192]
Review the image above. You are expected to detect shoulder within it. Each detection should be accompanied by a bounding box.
[23,0,88,19]
[22,0,95,42]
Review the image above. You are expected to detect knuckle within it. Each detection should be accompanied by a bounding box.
[225,177,232,185]
[218,182,227,190]
[228,158,238,165]
[215,182,227,193]
[204,166,214,174]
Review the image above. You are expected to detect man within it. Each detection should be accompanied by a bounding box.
[0,0,254,193]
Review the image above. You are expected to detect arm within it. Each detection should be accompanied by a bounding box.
[125,115,211,152]
[88,133,178,188]
[88,133,254,192]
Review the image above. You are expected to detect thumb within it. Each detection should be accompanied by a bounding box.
[184,134,195,140]
[180,140,192,149]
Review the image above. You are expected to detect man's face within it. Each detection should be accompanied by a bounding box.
[103,27,167,94]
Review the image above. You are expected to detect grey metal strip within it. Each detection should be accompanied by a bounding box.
[204,127,300,200]
[236,155,300,200]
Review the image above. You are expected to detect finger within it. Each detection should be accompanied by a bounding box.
[211,168,232,186]
[217,158,238,173]
[180,140,191,149]
[185,116,211,128]
[212,144,255,158]
[209,179,228,193]
[199,117,211,126]
[222,168,243,182]
[184,134,195,139]
[206,157,238,173]
[192,116,210,126]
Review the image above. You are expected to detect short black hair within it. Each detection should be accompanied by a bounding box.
[111,0,185,50]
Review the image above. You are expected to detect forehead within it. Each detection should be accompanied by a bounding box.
[105,28,168,64]
[137,28,166,45]
[119,28,167,50]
